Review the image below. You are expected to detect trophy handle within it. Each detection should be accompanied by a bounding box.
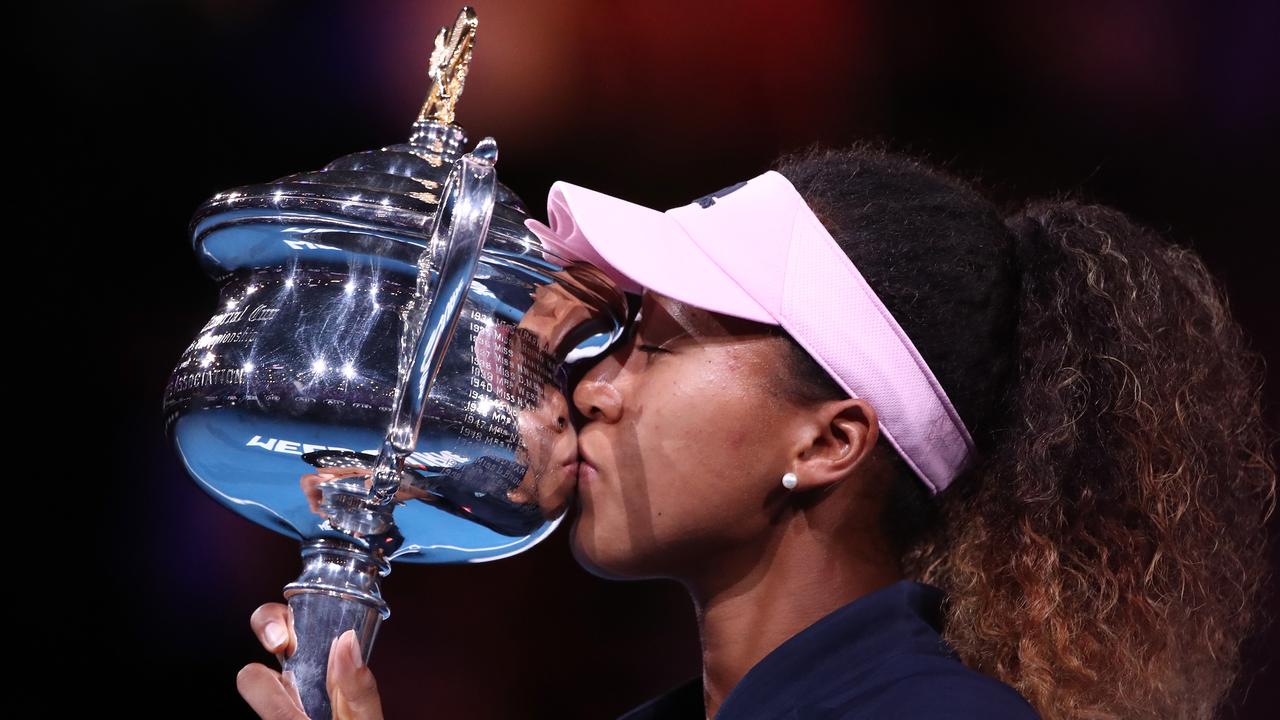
[369,135,499,505]
[280,137,499,720]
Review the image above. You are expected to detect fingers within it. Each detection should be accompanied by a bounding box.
[300,473,331,517]
[250,602,296,663]
[237,663,308,720]
[326,629,385,720]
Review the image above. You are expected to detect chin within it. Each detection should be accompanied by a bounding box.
[567,508,648,581]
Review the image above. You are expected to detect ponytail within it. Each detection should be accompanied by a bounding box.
[771,142,1277,720]
[912,200,1277,720]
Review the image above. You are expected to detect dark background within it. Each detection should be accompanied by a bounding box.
[52,0,1278,717]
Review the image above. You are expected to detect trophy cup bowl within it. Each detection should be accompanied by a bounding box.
[164,125,626,558]
[161,8,629,717]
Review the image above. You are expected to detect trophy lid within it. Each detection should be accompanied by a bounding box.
[188,7,541,277]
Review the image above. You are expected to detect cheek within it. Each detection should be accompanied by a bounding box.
[571,347,789,579]
[638,356,783,516]
[664,351,778,453]
[648,372,745,461]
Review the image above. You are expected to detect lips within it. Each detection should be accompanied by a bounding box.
[575,436,603,488]
[568,450,595,485]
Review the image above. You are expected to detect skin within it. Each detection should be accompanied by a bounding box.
[239,289,904,719]
[572,290,904,718]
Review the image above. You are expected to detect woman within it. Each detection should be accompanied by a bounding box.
[237,143,1277,720]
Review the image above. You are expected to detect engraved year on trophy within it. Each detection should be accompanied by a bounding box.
[161,7,628,718]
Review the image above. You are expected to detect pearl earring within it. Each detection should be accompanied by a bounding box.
[782,472,798,490]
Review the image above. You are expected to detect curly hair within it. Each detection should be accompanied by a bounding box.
[769,141,1277,720]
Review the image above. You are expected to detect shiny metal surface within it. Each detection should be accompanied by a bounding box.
[162,8,627,716]
[280,538,389,720]
[365,135,501,515]
[163,25,627,568]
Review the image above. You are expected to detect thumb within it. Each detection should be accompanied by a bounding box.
[327,629,385,720]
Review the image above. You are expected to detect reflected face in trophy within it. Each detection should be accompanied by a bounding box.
[569,290,802,581]
[507,380,580,519]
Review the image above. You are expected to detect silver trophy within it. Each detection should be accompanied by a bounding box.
[162,7,628,718]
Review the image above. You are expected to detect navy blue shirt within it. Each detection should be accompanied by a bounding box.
[617,580,1041,719]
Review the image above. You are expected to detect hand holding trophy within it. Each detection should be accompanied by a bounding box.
[238,602,383,719]
[162,6,628,718]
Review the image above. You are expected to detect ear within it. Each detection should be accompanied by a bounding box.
[789,398,879,492]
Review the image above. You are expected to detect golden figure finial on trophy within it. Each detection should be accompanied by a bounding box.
[417,6,477,126]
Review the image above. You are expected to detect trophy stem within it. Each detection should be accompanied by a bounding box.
[281,538,391,720]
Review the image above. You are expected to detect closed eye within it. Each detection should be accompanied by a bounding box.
[637,344,669,354]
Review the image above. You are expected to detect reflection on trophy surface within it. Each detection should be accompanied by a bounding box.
[161,6,627,718]
[297,266,610,529]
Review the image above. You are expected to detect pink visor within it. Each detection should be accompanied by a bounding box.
[523,169,976,494]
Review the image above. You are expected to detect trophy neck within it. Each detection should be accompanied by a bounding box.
[407,119,468,166]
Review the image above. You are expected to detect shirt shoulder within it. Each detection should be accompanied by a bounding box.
[807,654,1042,720]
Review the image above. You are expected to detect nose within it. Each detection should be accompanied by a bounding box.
[572,352,624,425]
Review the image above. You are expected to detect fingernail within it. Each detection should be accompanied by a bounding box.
[346,629,364,669]
[265,621,288,650]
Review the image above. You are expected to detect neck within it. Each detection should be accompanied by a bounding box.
[680,513,902,720]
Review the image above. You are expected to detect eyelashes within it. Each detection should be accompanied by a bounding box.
[617,314,670,355]
[617,307,674,355]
